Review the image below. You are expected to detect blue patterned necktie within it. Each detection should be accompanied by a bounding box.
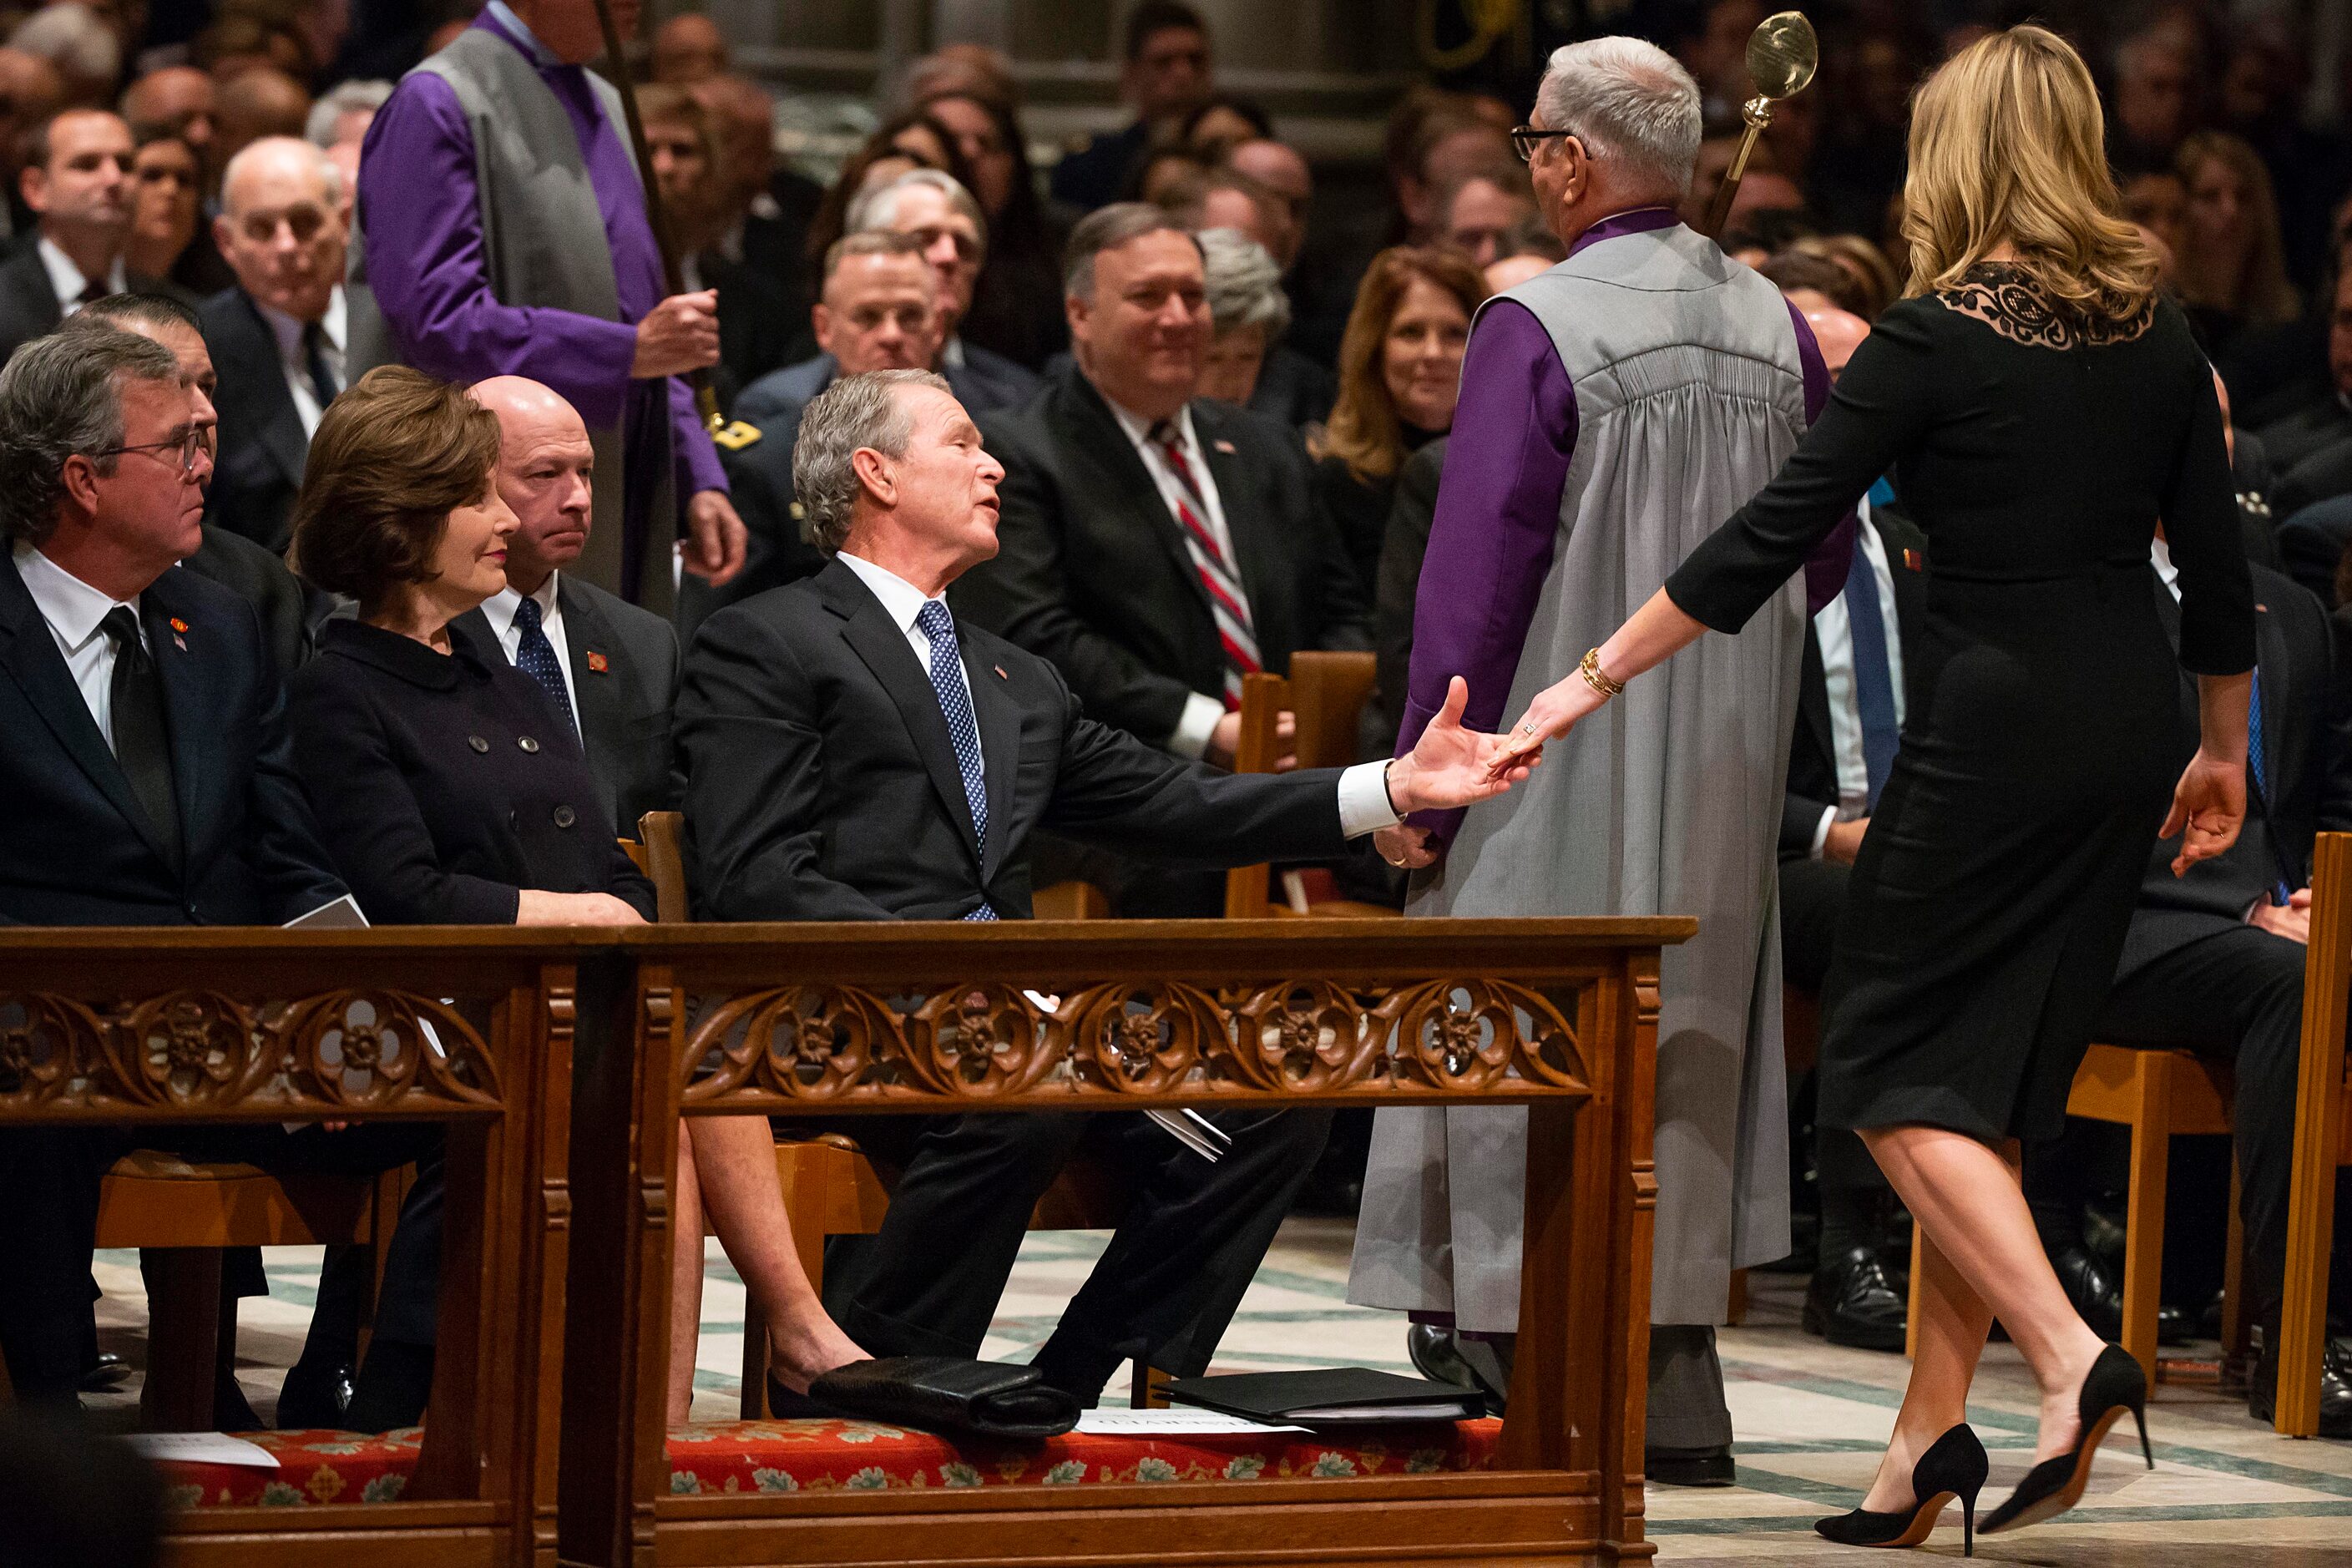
[1844,540,1899,810]
[915,599,996,921]
[511,594,577,736]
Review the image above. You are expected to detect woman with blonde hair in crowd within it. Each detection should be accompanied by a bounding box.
[1490,27,2251,1548]
[1313,245,1486,588]
[2172,129,2300,352]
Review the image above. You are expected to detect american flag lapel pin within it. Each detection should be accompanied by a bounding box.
[1212,438,1237,455]
[1902,549,1924,572]
[993,664,1009,680]
[586,650,609,674]
[169,615,189,651]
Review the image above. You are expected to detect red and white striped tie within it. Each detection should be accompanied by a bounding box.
[1150,420,1261,710]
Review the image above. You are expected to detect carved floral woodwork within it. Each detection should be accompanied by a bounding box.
[674,976,1592,1108]
[0,988,502,1116]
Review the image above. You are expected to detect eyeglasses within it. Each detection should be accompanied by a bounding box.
[1509,127,1581,164]
[97,428,204,477]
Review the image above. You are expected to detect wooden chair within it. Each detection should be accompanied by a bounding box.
[1224,651,1399,919]
[2277,832,2352,1435]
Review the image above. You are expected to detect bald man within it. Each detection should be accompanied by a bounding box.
[453,376,683,834]
[1774,302,1925,1357]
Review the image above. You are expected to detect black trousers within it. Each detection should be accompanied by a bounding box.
[818,1108,1333,1403]
[0,1124,433,1403]
[1780,856,1889,1206]
[2091,923,2349,1323]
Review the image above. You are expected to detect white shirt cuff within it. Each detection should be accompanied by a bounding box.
[1167,692,1225,760]
[1337,761,1401,839]
[1808,807,1836,859]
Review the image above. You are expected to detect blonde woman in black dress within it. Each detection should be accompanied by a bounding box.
[1490,28,2253,1550]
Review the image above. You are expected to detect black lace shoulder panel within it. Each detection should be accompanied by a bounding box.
[1934,263,2155,348]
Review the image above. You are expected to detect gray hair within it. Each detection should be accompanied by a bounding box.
[9,4,118,90]
[792,368,953,554]
[1196,227,1288,339]
[1063,201,1201,301]
[849,168,989,258]
[306,78,392,148]
[0,326,181,546]
[1533,36,1703,197]
[221,134,343,210]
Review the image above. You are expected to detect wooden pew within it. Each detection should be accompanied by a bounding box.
[0,928,582,1568]
[1225,651,1398,918]
[558,916,1689,1568]
[2277,832,2352,1435]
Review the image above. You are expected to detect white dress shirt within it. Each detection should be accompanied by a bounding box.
[1104,398,1245,760]
[477,571,579,736]
[37,237,127,316]
[13,541,142,751]
[258,285,346,438]
[1806,498,1907,857]
[841,551,1400,840]
[2150,534,2182,600]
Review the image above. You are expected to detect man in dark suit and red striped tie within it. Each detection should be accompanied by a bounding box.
[953,204,1371,914]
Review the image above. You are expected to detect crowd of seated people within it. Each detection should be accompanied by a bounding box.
[3,0,2352,1453]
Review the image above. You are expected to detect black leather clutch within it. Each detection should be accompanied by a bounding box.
[806,1356,1080,1441]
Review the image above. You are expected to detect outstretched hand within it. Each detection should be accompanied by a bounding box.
[1489,669,1610,780]
[2161,746,2246,876]
[1386,676,1540,816]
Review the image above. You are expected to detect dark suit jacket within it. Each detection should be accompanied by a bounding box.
[2275,493,2352,606]
[1047,121,1149,212]
[701,250,801,416]
[288,618,654,925]
[2254,392,2352,477]
[2116,560,2352,979]
[0,549,344,925]
[1780,501,1930,861]
[678,558,1353,922]
[0,240,190,364]
[1248,345,1337,430]
[180,524,331,679]
[735,349,1039,427]
[200,286,311,554]
[1373,436,1446,748]
[956,365,1372,745]
[952,338,1044,415]
[452,573,681,837]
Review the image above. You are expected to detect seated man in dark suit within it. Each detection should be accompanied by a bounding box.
[0,326,418,1414]
[456,376,680,834]
[688,231,946,631]
[0,109,190,363]
[2065,535,2352,1435]
[678,367,1523,1403]
[197,135,346,555]
[954,204,1373,913]
[1047,3,1212,212]
[2257,266,2352,519]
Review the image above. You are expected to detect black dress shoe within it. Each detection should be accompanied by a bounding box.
[2046,1243,2193,1344]
[78,1352,129,1393]
[276,1361,356,1430]
[1803,1247,1909,1353]
[214,1373,263,1434]
[1404,1325,1510,1412]
[2246,1333,2352,1439]
[1646,1444,1735,1487]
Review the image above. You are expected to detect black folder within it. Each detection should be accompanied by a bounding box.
[1159,1368,1488,1428]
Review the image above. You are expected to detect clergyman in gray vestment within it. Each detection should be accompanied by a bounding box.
[1346,38,1846,1474]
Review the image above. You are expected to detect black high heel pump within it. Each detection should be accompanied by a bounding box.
[1980,1343,2152,1535]
[1815,1424,1987,1555]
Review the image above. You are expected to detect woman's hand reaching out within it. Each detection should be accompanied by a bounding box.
[2161,746,2246,877]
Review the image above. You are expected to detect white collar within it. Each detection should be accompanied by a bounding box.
[837,550,943,636]
[2150,535,2178,593]
[1105,395,1194,455]
[478,570,562,642]
[255,285,346,361]
[940,335,967,369]
[13,540,138,651]
[37,236,124,311]
[484,0,561,66]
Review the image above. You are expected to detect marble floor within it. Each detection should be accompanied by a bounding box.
[94,1220,2352,1563]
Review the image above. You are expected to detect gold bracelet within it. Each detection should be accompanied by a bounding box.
[1578,647,1626,699]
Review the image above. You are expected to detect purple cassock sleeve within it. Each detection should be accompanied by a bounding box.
[358,27,727,500]
[1391,299,1576,847]
[1788,301,1854,613]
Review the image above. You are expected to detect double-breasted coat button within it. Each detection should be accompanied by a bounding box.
[468,735,490,753]
[552,805,576,829]
[518,736,540,754]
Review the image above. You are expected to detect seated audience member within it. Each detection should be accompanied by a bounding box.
[2260,265,2352,518]
[2213,367,2284,571]
[1049,1,1213,212]
[1120,143,1209,205]
[1756,247,1861,319]
[1480,216,1565,293]
[305,78,390,157]
[1196,225,1331,428]
[1373,434,1444,742]
[78,291,325,677]
[1768,303,1925,1353]
[1158,164,1296,271]
[124,129,231,296]
[701,232,944,621]
[121,64,217,185]
[914,87,1068,371]
[1788,232,1899,320]
[0,326,417,1420]
[955,205,1373,915]
[1310,245,1482,591]
[1437,162,1535,270]
[1222,136,1312,250]
[677,367,1528,1401]
[8,3,116,110]
[690,74,823,326]
[1179,93,1272,157]
[211,65,309,175]
[650,10,727,83]
[636,83,795,411]
[0,109,185,362]
[200,135,344,555]
[456,376,682,834]
[798,110,974,289]
[844,169,1041,412]
[2172,131,2300,357]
